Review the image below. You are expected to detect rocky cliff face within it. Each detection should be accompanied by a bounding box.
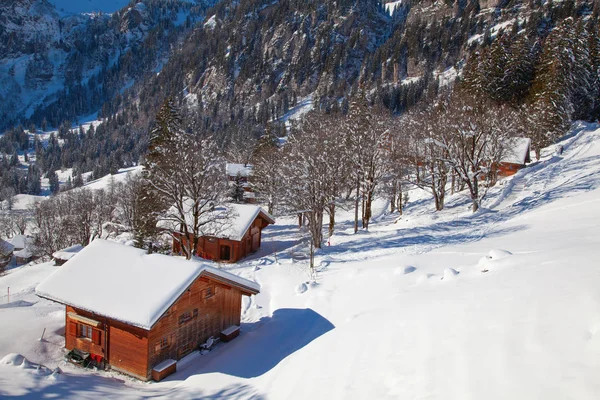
[0,0,210,130]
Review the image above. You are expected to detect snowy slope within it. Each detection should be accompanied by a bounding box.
[2,123,600,398]
[48,0,130,15]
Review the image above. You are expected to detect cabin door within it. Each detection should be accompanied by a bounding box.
[220,245,231,261]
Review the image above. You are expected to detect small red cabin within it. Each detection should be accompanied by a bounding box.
[497,137,532,177]
[36,239,260,381]
[170,203,275,263]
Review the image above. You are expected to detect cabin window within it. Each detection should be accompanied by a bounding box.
[179,311,192,324]
[77,324,93,340]
[179,341,194,357]
[205,286,215,299]
[193,308,198,317]
[155,337,169,352]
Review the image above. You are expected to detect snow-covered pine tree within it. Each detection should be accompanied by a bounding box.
[229,172,246,204]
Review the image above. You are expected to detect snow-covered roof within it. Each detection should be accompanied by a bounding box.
[10,235,27,250]
[0,239,14,256]
[159,201,275,242]
[226,163,253,178]
[52,244,84,261]
[36,240,260,330]
[502,137,531,165]
[14,248,33,258]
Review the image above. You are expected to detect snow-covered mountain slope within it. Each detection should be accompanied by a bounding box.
[0,0,207,130]
[1,123,600,399]
[48,0,130,15]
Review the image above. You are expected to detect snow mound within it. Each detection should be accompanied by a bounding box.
[47,367,63,381]
[416,273,435,285]
[443,268,459,280]
[296,283,308,294]
[395,266,417,275]
[487,249,513,261]
[1,353,26,366]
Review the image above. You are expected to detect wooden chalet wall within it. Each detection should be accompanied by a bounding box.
[173,214,271,263]
[65,306,105,358]
[66,306,150,380]
[65,274,244,381]
[147,275,243,377]
[497,162,523,177]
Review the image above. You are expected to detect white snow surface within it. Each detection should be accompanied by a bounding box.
[35,239,260,330]
[2,122,600,398]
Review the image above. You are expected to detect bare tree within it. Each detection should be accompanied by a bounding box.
[398,105,450,212]
[439,96,521,212]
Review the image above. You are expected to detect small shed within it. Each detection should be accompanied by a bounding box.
[52,244,84,266]
[36,239,260,382]
[14,248,33,265]
[164,203,275,263]
[498,137,532,177]
[0,238,14,269]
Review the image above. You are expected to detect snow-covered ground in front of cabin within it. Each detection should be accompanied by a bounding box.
[2,122,600,399]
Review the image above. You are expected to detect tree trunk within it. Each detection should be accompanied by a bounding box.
[364,190,373,230]
[354,175,360,233]
[471,176,479,212]
[397,187,403,215]
[328,204,335,238]
[390,180,397,213]
[361,194,366,228]
[310,209,324,249]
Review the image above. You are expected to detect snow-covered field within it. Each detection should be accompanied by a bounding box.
[2,122,600,399]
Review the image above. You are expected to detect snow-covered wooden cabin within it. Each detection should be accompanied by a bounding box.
[498,137,532,177]
[0,238,14,269]
[52,244,84,266]
[36,239,260,381]
[168,203,275,263]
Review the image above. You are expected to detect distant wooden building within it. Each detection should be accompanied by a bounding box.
[168,203,275,263]
[14,248,33,265]
[36,239,260,382]
[0,238,14,270]
[497,137,532,177]
[52,244,84,266]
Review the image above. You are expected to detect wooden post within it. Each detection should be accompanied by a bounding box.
[40,328,46,341]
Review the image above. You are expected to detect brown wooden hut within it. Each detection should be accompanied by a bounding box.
[168,203,275,263]
[497,137,532,177]
[36,239,260,381]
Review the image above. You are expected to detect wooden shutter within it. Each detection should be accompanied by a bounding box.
[92,329,101,345]
[69,321,77,336]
